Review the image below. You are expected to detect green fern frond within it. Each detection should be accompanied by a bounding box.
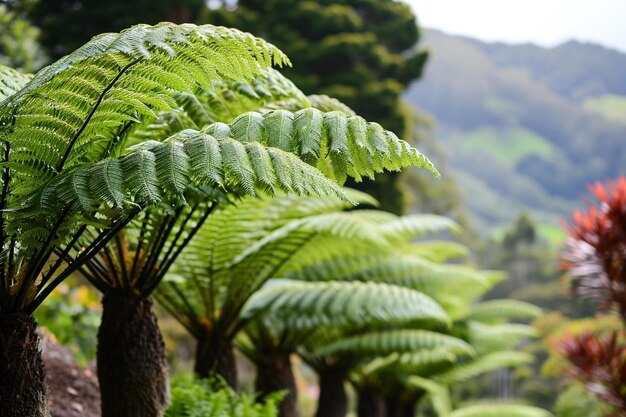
[1,23,289,202]
[166,375,282,417]
[469,322,538,354]
[157,192,376,334]
[0,64,31,101]
[434,351,534,384]
[42,130,347,219]
[307,95,356,115]
[314,329,473,357]
[450,404,553,417]
[358,349,457,378]
[466,299,543,323]
[261,94,355,115]
[200,108,438,183]
[283,253,492,299]
[280,251,504,321]
[233,211,391,266]
[169,190,372,275]
[406,241,469,263]
[133,68,309,142]
[395,350,461,371]
[242,280,448,331]
[380,214,459,241]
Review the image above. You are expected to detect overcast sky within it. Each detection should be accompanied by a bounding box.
[406,0,626,52]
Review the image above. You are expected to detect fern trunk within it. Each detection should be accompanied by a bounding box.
[357,386,387,417]
[255,353,300,417]
[386,396,419,417]
[314,367,348,417]
[0,313,48,417]
[194,332,238,389]
[97,293,169,417]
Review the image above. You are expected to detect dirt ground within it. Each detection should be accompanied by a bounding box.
[40,329,101,417]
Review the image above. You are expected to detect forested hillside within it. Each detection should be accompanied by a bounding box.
[406,29,626,235]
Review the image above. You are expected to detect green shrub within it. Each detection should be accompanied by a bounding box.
[165,375,283,417]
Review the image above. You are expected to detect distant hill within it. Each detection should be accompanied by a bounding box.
[406,29,626,235]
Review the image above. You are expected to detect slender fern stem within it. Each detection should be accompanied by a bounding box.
[40,224,87,287]
[27,206,142,313]
[149,203,216,294]
[159,202,199,269]
[129,210,151,281]
[56,59,141,172]
[0,141,11,299]
[114,233,130,289]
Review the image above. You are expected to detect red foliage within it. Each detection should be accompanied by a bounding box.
[558,331,626,411]
[562,176,626,316]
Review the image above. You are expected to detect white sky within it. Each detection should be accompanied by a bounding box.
[406,0,626,52]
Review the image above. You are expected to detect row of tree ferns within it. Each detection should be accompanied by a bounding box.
[0,22,438,417]
[149,188,547,417]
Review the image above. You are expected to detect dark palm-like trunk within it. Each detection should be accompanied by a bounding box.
[97,293,169,417]
[315,367,348,417]
[255,353,300,417]
[399,401,418,417]
[386,396,418,417]
[194,332,238,389]
[0,313,48,417]
[388,391,424,417]
[357,386,387,417]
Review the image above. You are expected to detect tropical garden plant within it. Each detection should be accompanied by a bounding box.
[165,375,282,417]
[309,287,541,417]
[235,213,465,417]
[0,21,438,417]
[241,279,450,417]
[559,176,626,415]
[155,192,436,384]
[71,69,338,416]
[271,231,542,417]
[156,188,546,417]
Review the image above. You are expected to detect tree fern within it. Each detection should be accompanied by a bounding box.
[239,279,448,417]
[157,198,399,340]
[0,21,443,417]
[0,23,293,315]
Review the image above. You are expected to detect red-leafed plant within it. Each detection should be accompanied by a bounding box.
[562,176,626,318]
[560,176,626,415]
[558,331,626,411]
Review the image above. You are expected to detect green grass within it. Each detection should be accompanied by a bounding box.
[488,222,565,248]
[447,127,553,165]
[537,223,565,247]
[584,94,626,123]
